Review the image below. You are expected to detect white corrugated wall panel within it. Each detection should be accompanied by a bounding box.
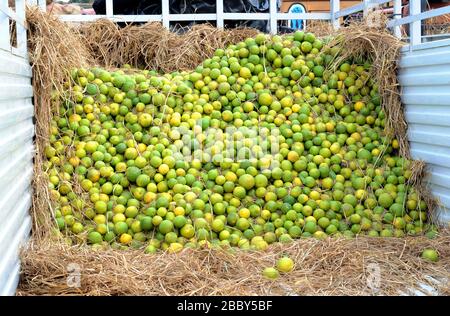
[0,47,34,296]
[399,39,450,224]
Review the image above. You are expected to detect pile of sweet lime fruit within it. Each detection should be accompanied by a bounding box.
[45,31,437,253]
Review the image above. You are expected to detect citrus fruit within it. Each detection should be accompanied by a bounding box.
[276,256,294,273]
[421,249,439,262]
[262,267,280,280]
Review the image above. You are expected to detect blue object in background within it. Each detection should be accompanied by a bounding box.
[288,3,307,30]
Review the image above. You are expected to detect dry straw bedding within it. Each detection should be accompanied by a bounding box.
[17,234,450,296]
[20,7,449,295]
[78,19,259,73]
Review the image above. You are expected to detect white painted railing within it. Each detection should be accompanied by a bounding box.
[51,0,331,34]
[0,0,28,57]
[41,0,449,47]
[388,4,450,46]
[334,0,391,18]
[19,1,450,50]
[336,0,450,46]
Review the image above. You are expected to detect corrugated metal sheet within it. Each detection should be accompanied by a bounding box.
[398,39,450,224]
[0,47,34,296]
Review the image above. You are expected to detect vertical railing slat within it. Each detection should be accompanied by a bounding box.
[106,0,113,17]
[162,0,170,29]
[216,0,224,28]
[269,0,277,34]
[0,0,10,51]
[362,0,370,17]
[15,0,27,57]
[393,0,402,38]
[331,0,340,29]
[38,0,46,11]
[410,0,422,46]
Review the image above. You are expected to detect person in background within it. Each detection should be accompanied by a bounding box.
[38,1,96,15]
[47,1,82,15]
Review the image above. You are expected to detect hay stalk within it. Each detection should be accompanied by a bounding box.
[26,6,90,239]
[18,235,450,296]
